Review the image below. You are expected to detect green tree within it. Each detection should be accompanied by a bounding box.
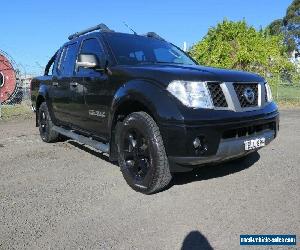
[266,0,300,53]
[268,19,284,36]
[189,20,295,78]
[284,0,300,51]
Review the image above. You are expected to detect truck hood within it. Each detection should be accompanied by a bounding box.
[113,63,265,86]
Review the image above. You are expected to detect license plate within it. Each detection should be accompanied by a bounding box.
[244,138,265,151]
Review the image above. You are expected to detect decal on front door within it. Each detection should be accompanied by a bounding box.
[89,110,106,118]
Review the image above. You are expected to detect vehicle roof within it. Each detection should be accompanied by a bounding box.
[67,31,165,44]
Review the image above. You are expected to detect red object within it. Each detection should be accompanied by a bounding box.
[0,53,17,103]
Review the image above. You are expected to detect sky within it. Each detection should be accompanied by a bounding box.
[0,0,293,75]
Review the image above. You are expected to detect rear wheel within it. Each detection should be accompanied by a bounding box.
[117,112,172,194]
[38,102,59,143]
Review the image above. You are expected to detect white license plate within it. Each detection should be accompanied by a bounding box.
[244,138,266,151]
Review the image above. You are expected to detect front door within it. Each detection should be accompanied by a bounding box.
[82,72,110,138]
[74,37,111,139]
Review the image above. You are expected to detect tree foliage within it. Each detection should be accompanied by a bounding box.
[189,20,295,78]
[268,19,284,36]
[267,0,300,53]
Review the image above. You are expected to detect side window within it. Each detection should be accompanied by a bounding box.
[129,51,145,62]
[49,63,54,75]
[80,38,104,62]
[57,47,67,74]
[60,43,78,76]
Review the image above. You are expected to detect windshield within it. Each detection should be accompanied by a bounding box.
[104,33,196,66]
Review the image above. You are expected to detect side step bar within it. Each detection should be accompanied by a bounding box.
[53,126,110,154]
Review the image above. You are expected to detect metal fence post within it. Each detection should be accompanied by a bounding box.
[276,75,279,101]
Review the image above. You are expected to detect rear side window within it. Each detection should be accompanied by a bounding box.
[57,47,66,73]
[58,43,78,76]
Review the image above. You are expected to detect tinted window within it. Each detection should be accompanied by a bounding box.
[80,38,103,62]
[60,43,78,76]
[49,62,54,75]
[129,51,146,63]
[104,33,195,66]
[57,47,66,73]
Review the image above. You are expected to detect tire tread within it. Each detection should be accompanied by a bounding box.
[39,102,59,143]
[119,111,172,194]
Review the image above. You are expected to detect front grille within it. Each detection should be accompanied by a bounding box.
[222,122,276,139]
[233,83,258,107]
[207,82,228,107]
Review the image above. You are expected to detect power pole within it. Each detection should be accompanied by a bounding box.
[183,42,187,52]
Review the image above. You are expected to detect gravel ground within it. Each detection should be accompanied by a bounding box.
[0,110,299,250]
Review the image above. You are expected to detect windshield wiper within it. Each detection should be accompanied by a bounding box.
[137,61,194,65]
[138,61,183,65]
[156,61,183,64]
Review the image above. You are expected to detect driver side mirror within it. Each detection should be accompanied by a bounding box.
[76,54,103,71]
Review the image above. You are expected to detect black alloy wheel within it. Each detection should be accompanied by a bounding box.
[38,102,59,143]
[117,111,172,194]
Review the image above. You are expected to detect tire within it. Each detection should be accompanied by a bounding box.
[117,112,172,194]
[38,102,59,143]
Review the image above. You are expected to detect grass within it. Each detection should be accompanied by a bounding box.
[272,85,300,100]
[270,83,300,108]
[276,99,300,109]
[0,104,33,121]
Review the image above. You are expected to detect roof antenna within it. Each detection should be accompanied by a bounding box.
[123,21,137,35]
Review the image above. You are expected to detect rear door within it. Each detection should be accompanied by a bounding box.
[51,42,79,125]
[51,46,70,123]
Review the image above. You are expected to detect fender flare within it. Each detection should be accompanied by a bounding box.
[35,85,55,126]
[36,84,51,111]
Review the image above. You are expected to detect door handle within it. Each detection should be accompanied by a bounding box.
[70,82,78,87]
[52,82,59,87]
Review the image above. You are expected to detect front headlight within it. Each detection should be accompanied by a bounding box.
[166,80,213,109]
[265,82,273,102]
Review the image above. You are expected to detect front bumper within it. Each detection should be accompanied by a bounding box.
[169,129,274,167]
[159,105,279,172]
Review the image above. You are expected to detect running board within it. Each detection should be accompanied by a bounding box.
[53,126,110,153]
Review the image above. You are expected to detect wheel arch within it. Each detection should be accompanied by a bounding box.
[109,97,158,162]
[35,85,50,127]
[108,80,183,161]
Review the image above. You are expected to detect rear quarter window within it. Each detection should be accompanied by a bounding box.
[57,47,66,74]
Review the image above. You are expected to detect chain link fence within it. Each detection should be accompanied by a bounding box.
[267,76,300,104]
[0,48,34,119]
[0,79,32,119]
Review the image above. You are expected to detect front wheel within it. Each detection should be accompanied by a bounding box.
[117,112,172,194]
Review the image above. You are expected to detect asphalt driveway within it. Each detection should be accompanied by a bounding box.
[0,110,299,249]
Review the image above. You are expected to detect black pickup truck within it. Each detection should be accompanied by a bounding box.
[31,23,279,194]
